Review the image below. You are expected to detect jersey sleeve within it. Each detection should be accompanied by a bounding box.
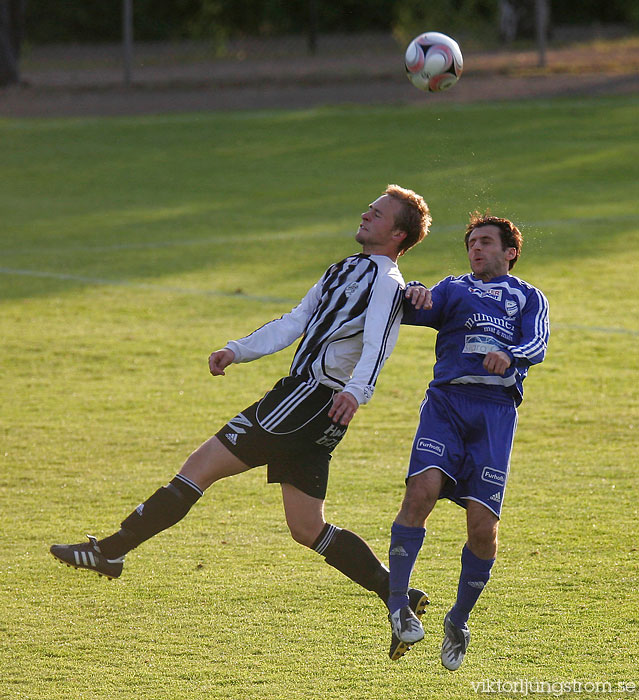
[342,271,404,405]
[505,286,550,367]
[401,277,450,329]
[225,276,323,363]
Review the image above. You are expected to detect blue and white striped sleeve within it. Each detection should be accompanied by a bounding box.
[401,277,450,329]
[507,286,550,366]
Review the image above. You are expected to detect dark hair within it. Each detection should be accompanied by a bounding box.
[385,184,432,255]
[464,212,523,269]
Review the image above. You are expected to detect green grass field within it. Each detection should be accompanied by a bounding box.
[2,95,638,700]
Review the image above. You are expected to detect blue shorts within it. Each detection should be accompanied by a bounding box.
[407,385,518,517]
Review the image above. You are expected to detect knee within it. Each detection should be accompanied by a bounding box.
[397,478,439,527]
[467,518,499,559]
[180,437,247,491]
[287,519,324,549]
[399,492,429,527]
[181,444,212,476]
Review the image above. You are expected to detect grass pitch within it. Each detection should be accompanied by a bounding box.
[1,96,638,700]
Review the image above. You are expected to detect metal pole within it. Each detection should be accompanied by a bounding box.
[535,0,548,68]
[123,0,133,86]
[308,0,318,55]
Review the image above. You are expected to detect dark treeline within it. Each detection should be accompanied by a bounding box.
[24,0,639,44]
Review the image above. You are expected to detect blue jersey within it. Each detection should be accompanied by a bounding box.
[403,274,549,406]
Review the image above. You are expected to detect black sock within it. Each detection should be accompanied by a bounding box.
[98,474,203,559]
[312,524,390,602]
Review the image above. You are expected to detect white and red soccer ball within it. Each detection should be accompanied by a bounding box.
[404,31,463,93]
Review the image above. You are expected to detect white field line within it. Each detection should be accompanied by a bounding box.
[1,265,637,336]
[3,213,636,256]
[0,266,291,304]
[1,229,321,256]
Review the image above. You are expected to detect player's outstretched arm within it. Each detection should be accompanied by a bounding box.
[209,348,236,376]
[402,277,450,327]
[404,283,432,310]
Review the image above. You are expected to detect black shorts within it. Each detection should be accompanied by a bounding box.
[215,376,348,499]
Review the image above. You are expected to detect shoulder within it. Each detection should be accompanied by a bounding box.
[367,255,405,287]
[404,275,461,299]
[445,274,469,285]
[507,275,549,306]
[323,253,371,280]
[327,253,360,270]
[433,274,465,293]
[504,274,541,291]
[331,253,379,273]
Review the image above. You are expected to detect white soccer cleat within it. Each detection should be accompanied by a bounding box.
[441,611,471,671]
[388,588,429,661]
[388,604,425,645]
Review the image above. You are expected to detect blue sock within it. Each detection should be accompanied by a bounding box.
[449,544,495,629]
[387,522,425,614]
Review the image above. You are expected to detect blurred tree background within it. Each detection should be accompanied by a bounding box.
[1,0,636,87]
[23,0,639,45]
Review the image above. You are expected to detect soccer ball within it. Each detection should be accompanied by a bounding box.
[404,31,463,93]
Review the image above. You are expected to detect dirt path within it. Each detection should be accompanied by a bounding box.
[1,34,638,117]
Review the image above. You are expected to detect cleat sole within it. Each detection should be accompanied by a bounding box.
[51,552,119,579]
[413,594,429,618]
[390,640,412,661]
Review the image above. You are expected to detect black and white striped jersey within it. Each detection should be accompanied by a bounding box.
[225,253,405,405]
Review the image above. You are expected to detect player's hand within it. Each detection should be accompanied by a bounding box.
[209,348,235,376]
[405,284,432,310]
[328,391,359,426]
[483,350,511,376]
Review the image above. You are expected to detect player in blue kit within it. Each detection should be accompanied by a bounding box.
[386,213,549,667]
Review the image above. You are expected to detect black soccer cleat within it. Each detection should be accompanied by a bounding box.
[50,535,124,580]
[389,587,430,661]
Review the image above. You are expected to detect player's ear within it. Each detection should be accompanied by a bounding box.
[393,229,408,246]
[505,247,516,261]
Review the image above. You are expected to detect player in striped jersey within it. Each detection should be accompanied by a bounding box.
[50,186,432,629]
[386,213,549,667]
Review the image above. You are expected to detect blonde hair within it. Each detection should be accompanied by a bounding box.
[385,184,431,255]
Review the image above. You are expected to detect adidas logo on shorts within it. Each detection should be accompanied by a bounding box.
[225,433,238,445]
[489,492,501,503]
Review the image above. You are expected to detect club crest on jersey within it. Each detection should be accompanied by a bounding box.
[469,287,502,301]
[505,300,518,317]
[344,282,359,297]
